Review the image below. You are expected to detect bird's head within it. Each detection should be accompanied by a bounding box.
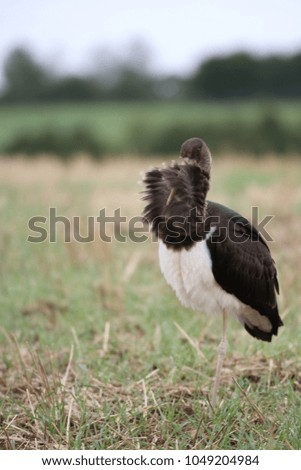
[180,137,212,174]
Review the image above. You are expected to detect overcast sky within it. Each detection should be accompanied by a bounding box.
[1,0,301,82]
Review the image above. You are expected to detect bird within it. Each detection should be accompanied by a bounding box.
[142,137,283,407]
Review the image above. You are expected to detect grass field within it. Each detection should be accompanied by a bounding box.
[1,100,301,155]
[0,153,301,450]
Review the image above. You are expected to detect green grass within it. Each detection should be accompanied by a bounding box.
[1,100,301,154]
[0,155,300,449]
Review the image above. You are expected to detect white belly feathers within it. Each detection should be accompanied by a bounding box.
[159,239,272,331]
[159,238,241,315]
[158,238,272,333]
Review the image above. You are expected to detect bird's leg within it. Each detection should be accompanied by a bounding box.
[211,309,228,408]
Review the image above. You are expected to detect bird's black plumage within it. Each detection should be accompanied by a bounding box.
[205,201,282,342]
[142,163,210,248]
[142,137,283,343]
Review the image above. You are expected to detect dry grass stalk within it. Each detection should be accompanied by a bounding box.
[122,252,142,282]
[232,377,266,424]
[61,344,74,388]
[174,321,207,361]
[100,322,111,357]
[66,397,74,446]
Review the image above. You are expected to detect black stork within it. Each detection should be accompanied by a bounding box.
[142,137,283,407]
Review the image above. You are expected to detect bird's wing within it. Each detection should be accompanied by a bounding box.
[206,201,282,341]
[142,163,210,247]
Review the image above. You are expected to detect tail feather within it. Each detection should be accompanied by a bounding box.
[241,304,283,342]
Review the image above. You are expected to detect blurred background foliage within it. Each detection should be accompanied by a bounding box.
[1,46,301,157]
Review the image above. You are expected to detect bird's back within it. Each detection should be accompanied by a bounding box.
[205,201,283,341]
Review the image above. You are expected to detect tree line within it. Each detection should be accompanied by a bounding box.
[1,47,301,102]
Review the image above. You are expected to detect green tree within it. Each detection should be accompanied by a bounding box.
[189,53,259,99]
[43,76,101,101]
[3,47,50,101]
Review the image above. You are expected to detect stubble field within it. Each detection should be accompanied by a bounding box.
[0,153,300,450]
